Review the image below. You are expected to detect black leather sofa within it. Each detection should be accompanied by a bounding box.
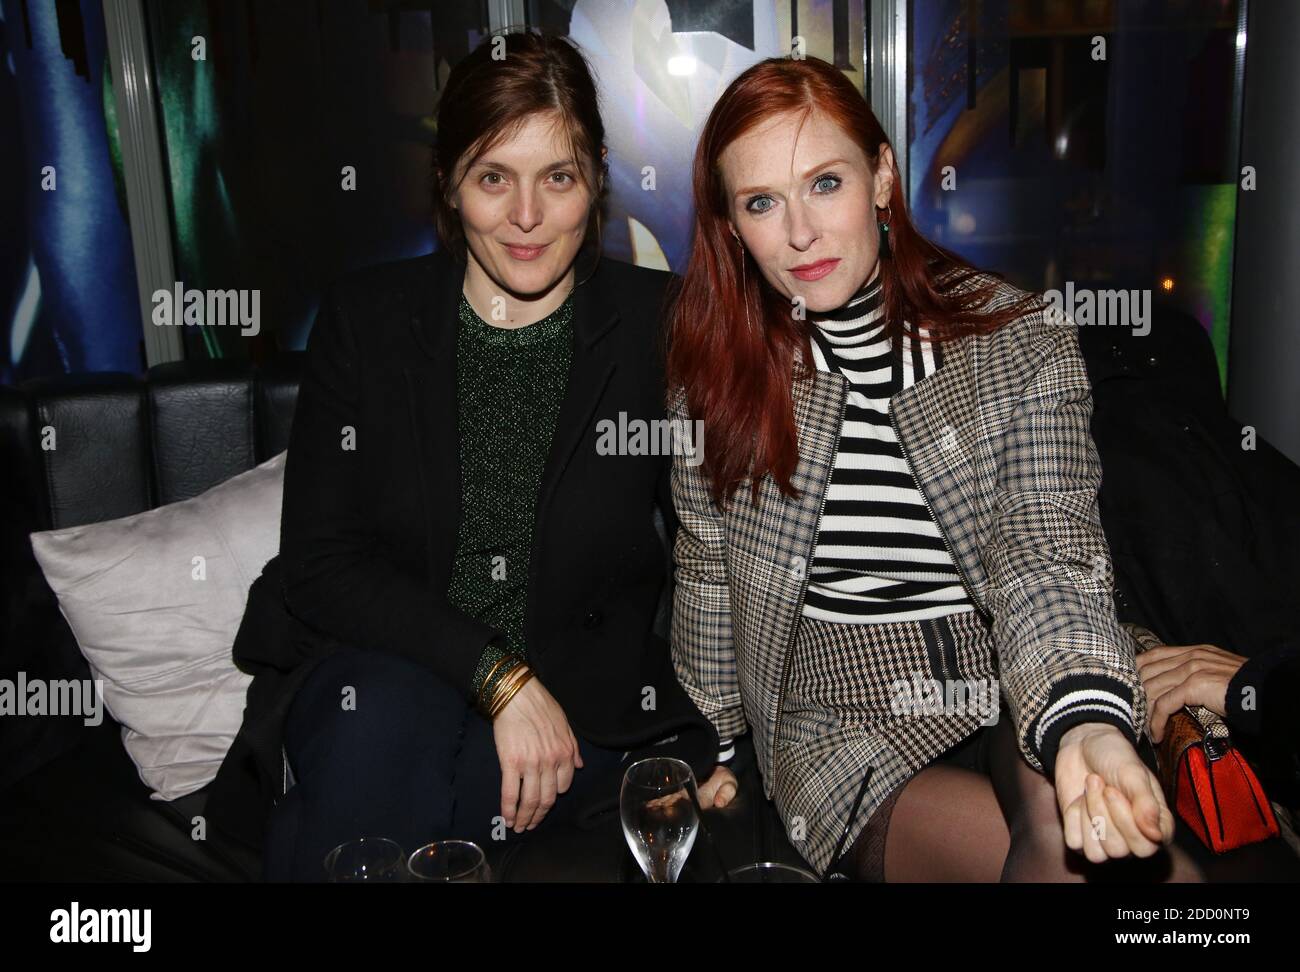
[2,321,1297,882]
[0,355,803,881]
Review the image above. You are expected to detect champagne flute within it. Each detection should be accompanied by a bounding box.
[620,757,700,883]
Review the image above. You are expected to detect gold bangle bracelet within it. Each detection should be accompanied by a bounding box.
[490,674,531,719]
[487,664,530,717]
[482,660,526,717]
[489,666,535,718]
[476,655,516,710]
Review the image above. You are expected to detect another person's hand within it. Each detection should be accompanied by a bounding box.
[491,676,584,832]
[1054,723,1175,863]
[698,765,739,809]
[1135,643,1248,742]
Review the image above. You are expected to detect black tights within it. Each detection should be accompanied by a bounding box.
[853,717,1203,882]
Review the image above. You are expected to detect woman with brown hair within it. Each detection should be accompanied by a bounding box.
[230,30,717,881]
[667,55,1201,882]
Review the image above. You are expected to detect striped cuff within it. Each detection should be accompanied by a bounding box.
[716,738,736,766]
[1029,674,1138,779]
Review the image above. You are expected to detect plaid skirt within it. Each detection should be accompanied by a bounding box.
[771,608,1001,877]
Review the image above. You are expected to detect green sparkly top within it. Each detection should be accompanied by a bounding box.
[447,289,575,706]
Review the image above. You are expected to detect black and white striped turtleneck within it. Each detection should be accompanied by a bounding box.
[714,273,979,768]
[801,272,976,625]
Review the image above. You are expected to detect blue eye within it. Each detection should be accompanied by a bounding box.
[746,195,773,214]
[813,173,842,193]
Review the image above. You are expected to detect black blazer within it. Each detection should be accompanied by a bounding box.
[207,249,717,851]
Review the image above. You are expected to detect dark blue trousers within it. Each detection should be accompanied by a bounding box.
[263,649,628,881]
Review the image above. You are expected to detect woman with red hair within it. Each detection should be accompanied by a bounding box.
[667,55,1200,882]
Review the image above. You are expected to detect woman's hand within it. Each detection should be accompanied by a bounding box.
[1054,723,1175,863]
[1135,643,1248,743]
[491,677,584,833]
[697,765,739,809]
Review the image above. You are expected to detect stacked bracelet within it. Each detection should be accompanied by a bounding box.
[486,663,536,718]
[475,652,537,718]
[476,653,522,715]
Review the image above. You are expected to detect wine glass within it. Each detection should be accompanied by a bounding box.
[407,840,491,883]
[323,838,406,882]
[722,862,820,883]
[620,757,701,883]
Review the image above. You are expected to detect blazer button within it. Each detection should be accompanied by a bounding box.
[583,610,603,630]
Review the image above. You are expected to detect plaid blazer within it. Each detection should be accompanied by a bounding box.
[669,279,1154,805]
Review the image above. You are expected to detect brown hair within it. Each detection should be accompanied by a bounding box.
[432,29,608,269]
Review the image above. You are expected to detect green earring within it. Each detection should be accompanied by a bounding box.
[878,204,893,257]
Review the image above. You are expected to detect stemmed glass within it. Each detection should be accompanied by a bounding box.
[407,840,491,883]
[323,838,406,882]
[723,862,820,883]
[620,757,701,883]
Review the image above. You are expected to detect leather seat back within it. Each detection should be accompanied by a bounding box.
[0,354,304,788]
[2,355,304,533]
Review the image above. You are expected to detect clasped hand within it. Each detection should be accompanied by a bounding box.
[1053,722,1175,862]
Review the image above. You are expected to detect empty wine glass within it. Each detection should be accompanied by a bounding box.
[407,840,491,883]
[323,838,406,882]
[620,757,700,883]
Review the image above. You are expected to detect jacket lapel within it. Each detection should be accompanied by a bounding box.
[773,334,991,620]
[401,252,622,594]
[521,264,621,659]
[729,360,846,775]
[887,335,991,610]
[404,253,466,588]
[532,265,621,539]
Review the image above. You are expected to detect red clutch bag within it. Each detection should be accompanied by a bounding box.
[1155,705,1279,853]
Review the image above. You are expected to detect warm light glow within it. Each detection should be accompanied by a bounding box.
[1161,277,1175,292]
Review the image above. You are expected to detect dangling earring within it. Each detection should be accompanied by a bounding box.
[733,230,753,333]
[877,203,893,258]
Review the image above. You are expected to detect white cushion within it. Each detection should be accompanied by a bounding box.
[30,451,285,801]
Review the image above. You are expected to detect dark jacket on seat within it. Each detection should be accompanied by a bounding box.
[206,250,718,852]
[1080,305,1300,805]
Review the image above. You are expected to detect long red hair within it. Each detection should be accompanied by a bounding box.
[666,56,1041,508]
